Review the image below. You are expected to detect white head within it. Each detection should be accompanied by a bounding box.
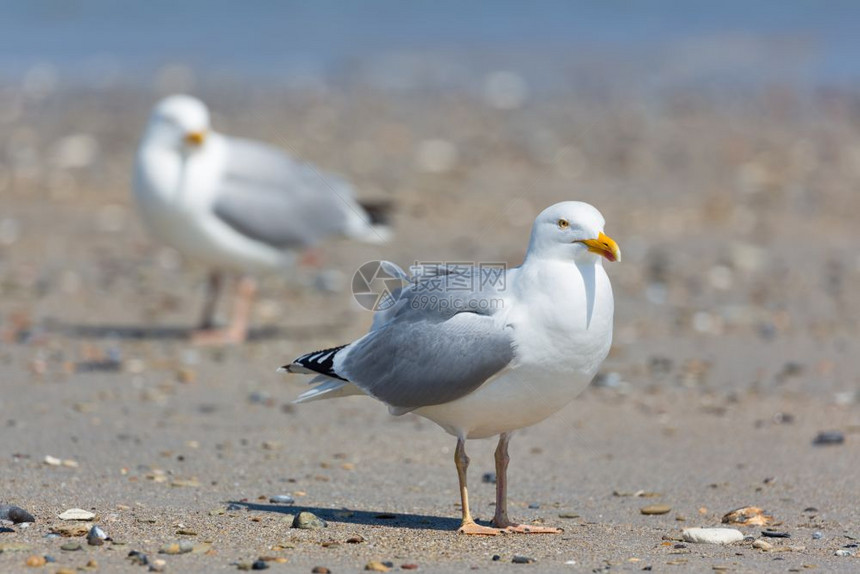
[526,201,620,264]
[142,95,211,151]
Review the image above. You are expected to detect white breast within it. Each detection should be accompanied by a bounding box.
[415,260,614,439]
[133,134,292,273]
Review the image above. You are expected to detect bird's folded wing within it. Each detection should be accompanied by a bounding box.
[212,137,359,249]
[340,308,514,411]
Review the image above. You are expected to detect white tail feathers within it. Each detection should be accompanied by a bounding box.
[293,379,362,403]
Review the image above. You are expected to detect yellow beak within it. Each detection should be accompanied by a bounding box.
[580,232,621,262]
[185,131,207,146]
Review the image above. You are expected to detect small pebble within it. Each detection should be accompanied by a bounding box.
[311,568,330,574]
[528,503,540,509]
[269,495,295,504]
[512,555,536,564]
[812,532,823,540]
[761,531,791,538]
[87,525,108,546]
[346,536,365,544]
[25,555,46,567]
[252,560,269,570]
[128,551,149,566]
[813,431,845,446]
[364,561,390,572]
[159,540,194,554]
[401,565,418,570]
[482,472,496,484]
[0,504,35,524]
[226,503,244,511]
[149,558,167,572]
[640,504,672,515]
[835,549,854,557]
[60,542,82,551]
[293,512,327,530]
[752,539,773,551]
[492,555,501,561]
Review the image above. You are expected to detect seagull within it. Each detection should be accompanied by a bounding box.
[281,201,620,535]
[133,95,390,344]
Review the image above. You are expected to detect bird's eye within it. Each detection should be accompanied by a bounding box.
[557,219,569,229]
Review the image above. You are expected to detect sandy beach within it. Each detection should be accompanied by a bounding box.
[1,87,859,572]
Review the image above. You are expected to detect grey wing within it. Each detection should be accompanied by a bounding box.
[212,137,358,249]
[340,310,514,410]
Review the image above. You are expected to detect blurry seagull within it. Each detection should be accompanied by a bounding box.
[282,201,620,535]
[134,95,391,344]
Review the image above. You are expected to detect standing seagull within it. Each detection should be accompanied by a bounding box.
[282,201,620,535]
[134,95,390,345]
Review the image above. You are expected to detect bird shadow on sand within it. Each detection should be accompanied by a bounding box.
[43,321,347,342]
[230,502,463,532]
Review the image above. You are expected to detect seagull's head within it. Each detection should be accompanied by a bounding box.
[144,95,211,152]
[527,201,620,263]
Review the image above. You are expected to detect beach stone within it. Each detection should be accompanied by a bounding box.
[60,542,82,551]
[753,539,773,551]
[128,550,149,566]
[269,495,295,504]
[346,535,365,544]
[293,512,326,529]
[835,549,854,557]
[365,561,390,571]
[813,431,845,446]
[56,569,76,574]
[58,508,95,521]
[482,472,496,484]
[512,555,536,564]
[87,525,107,546]
[0,504,35,524]
[159,540,193,554]
[251,560,269,570]
[25,554,46,567]
[812,532,823,540]
[149,558,167,572]
[682,528,744,544]
[761,531,791,538]
[641,504,672,515]
[311,567,330,574]
[401,564,418,570]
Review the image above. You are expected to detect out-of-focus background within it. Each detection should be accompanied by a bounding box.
[1,2,859,572]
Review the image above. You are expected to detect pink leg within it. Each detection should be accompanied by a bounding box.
[192,276,256,345]
[299,248,324,268]
[492,433,562,534]
[198,271,223,330]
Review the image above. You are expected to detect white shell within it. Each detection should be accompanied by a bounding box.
[58,508,96,521]
[682,527,744,544]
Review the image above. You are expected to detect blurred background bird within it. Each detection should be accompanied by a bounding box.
[133,95,391,344]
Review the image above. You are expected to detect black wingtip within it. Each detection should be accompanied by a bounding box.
[290,344,349,381]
